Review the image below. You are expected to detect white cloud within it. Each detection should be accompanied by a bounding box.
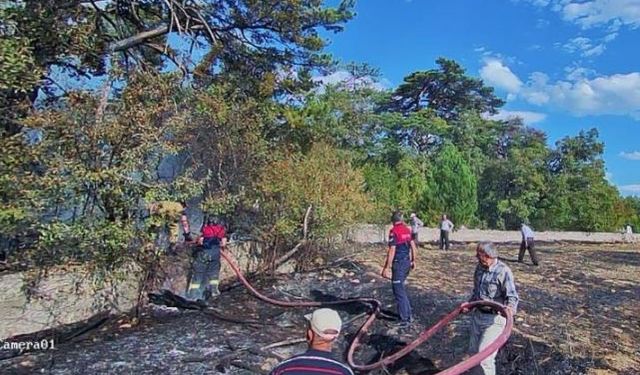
[520,0,640,29]
[619,184,640,195]
[517,0,552,6]
[561,0,640,29]
[536,18,551,28]
[480,58,640,120]
[479,59,523,94]
[313,70,390,91]
[520,72,551,105]
[562,36,607,56]
[605,171,614,182]
[489,110,548,124]
[520,70,640,118]
[564,66,596,81]
[481,57,640,119]
[620,151,640,160]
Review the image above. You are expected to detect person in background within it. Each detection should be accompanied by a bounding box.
[148,200,192,252]
[269,308,354,375]
[463,242,519,375]
[187,216,227,302]
[409,213,424,246]
[381,211,417,328]
[519,223,539,266]
[439,214,454,250]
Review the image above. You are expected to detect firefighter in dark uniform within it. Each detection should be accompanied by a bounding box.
[187,216,227,302]
[381,211,418,328]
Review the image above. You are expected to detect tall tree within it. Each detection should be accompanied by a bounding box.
[384,57,504,120]
[430,143,478,225]
[478,119,549,229]
[1,0,356,133]
[540,129,620,231]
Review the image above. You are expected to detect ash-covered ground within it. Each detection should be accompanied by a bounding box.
[2,242,639,375]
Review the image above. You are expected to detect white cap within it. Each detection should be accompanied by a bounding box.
[305,308,342,341]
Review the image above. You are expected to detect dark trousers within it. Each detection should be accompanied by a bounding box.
[392,257,412,322]
[440,230,450,250]
[411,232,419,246]
[187,245,221,300]
[518,237,539,265]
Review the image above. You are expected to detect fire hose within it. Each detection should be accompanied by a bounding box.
[218,249,513,374]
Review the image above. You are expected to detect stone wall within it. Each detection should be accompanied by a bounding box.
[0,242,272,341]
[2,226,636,340]
[347,224,639,244]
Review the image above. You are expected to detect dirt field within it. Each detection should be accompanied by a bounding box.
[1,243,638,374]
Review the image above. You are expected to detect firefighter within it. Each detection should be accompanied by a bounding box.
[187,216,227,302]
[381,211,418,328]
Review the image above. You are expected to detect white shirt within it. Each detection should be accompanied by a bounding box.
[410,217,423,233]
[440,219,454,231]
[521,224,534,239]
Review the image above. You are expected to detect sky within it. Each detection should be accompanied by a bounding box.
[322,0,640,196]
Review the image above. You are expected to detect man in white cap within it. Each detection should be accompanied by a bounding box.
[269,308,354,375]
[409,213,424,246]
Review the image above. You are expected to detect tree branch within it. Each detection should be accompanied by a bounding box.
[110,24,171,52]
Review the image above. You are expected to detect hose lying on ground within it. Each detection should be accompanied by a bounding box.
[218,249,513,374]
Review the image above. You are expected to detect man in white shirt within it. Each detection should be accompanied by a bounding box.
[409,213,424,246]
[439,214,454,250]
[518,223,539,266]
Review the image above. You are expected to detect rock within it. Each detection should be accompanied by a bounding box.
[19,360,35,367]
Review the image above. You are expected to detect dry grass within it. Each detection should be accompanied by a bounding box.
[2,242,638,375]
[353,242,640,374]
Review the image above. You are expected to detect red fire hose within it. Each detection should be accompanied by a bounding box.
[219,250,513,374]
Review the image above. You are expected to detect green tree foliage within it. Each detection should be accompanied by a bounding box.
[538,129,621,231]
[384,57,504,119]
[10,72,201,268]
[429,144,478,225]
[253,143,371,249]
[362,155,433,223]
[478,119,549,229]
[618,197,640,232]
[2,0,637,308]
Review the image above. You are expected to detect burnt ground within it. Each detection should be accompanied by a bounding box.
[1,242,639,375]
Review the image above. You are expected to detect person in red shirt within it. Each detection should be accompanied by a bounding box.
[381,211,418,328]
[187,216,227,302]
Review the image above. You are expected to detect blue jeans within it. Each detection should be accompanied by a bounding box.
[392,256,412,322]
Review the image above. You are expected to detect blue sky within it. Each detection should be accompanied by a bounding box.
[322,0,640,195]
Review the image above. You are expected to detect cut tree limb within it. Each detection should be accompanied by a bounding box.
[110,24,206,52]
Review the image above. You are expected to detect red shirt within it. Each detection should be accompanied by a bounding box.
[388,222,412,257]
[202,224,226,239]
